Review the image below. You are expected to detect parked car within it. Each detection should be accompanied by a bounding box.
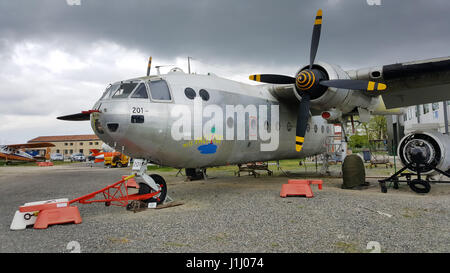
[70,153,86,162]
[50,153,64,161]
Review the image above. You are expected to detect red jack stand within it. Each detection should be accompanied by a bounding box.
[280,179,323,198]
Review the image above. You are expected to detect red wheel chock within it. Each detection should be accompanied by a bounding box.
[11,175,158,230]
[280,179,323,198]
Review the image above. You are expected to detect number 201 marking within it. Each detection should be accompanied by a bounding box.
[132,107,144,114]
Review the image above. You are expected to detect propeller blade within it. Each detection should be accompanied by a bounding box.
[249,74,295,84]
[57,110,99,121]
[146,56,152,76]
[295,94,311,152]
[319,79,387,91]
[309,9,323,69]
[57,112,90,121]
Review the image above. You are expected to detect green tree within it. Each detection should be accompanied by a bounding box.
[368,116,387,140]
[348,134,369,149]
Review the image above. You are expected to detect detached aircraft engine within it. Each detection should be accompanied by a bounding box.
[398,131,450,175]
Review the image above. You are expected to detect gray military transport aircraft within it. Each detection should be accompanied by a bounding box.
[58,10,450,203]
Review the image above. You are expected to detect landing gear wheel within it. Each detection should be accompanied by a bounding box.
[393,182,399,190]
[185,168,205,180]
[138,174,167,205]
[408,179,431,194]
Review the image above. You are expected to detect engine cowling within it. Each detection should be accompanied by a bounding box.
[398,130,450,174]
[269,62,375,114]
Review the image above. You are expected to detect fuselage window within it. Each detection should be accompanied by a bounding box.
[184,87,196,100]
[112,82,138,99]
[131,83,149,99]
[149,80,172,101]
[199,89,210,101]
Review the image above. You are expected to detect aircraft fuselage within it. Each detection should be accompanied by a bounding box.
[91,72,332,168]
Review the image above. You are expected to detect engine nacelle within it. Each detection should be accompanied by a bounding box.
[294,62,375,112]
[267,62,377,114]
[398,130,450,174]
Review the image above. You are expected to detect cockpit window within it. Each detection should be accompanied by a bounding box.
[131,83,148,99]
[112,82,138,99]
[148,79,171,101]
[100,84,119,100]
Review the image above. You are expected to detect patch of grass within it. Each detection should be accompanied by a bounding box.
[401,208,421,218]
[147,165,178,172]
[0,161,37,167]
[335,241,363,253]
[270,242,280,248]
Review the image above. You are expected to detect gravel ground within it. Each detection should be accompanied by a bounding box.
[0,164,449,253]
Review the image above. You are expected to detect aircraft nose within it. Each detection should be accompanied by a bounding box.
[91,101,131,146]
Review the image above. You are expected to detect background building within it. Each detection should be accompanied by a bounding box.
[28,134,103,159]
[402,101,450,134]
[387,100,450,154]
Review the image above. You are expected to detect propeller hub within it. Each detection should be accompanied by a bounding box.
[295,70,317,91]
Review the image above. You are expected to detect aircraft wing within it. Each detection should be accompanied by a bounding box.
[347,56,450,109]
[6,142,55,149]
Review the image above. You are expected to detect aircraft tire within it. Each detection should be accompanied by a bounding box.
[408,179,431,194]
[138,174,167,205]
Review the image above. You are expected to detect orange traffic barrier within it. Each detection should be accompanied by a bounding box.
[18,201,82,229]
[37,162,54,167]
[33,206,82,229]
[280,179,323,198]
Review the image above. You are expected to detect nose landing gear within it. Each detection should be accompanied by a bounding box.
[131,159,170,206]
[137,174,167,204]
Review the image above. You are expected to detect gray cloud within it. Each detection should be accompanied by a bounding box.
[1,0,450,143]
[1,0,449,70]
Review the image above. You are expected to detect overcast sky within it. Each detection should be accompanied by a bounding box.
[1,0,449,144]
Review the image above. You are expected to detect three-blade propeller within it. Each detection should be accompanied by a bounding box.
[248,9,387,152]
[147,56,152,76]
